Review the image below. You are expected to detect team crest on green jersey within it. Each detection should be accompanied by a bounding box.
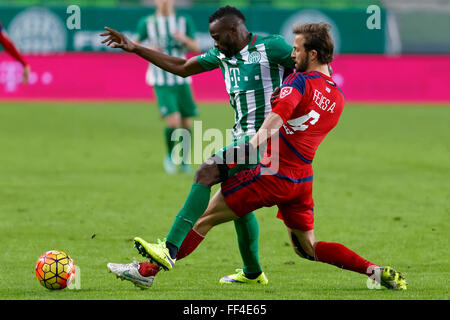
[248,51,262,64]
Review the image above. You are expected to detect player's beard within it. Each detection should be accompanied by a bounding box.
[221,35,238,58]
[295,54,310,73]
[218,45,234,58]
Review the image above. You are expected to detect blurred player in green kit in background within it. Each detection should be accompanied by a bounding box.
[136,0,200,174]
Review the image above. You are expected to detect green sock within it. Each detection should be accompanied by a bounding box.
[164,127,176,157]
[166,183,211,248]
[234,212,262,275]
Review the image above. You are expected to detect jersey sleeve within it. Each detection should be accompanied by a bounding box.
[0,28,27,66]
[267,35,295,70]
[197,47,220,71]
[271,73,306,122]
[136,17,148,42]
[282,72,306,94]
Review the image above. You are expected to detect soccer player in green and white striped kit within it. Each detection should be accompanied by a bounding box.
[136,0,200,174]
[102,6,295,287]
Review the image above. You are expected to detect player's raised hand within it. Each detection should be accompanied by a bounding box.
[100,27,136,52]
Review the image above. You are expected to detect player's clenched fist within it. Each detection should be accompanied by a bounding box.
[100,27,136,52]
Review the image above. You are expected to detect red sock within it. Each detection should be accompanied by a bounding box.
[315,241,378,276]
[138,262,160,277]
[177,228,205,260]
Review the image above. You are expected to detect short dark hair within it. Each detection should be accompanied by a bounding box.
[209,5,246,24]
[293,22,334,64]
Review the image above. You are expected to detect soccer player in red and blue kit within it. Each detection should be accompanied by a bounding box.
[133,22,407,290]
[0,20,30,84]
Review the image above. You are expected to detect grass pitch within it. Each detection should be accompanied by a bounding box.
[0,102,448,300]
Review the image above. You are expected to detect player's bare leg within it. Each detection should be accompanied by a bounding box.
[134,183,239,269]
[194,190,238,235]
[132,189,229,276]
[134,155,263,279]
[287,228,316,260]
[165,112,181,130]
[164,189,243,262]
[287,228,407,290]
[186,191,266,285]
[181,117,192,131]
[133,189,266,285]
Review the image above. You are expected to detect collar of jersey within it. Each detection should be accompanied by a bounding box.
[304,71,335,85]
[235,33,257,57]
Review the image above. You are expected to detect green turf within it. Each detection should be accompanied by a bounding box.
[0,102,448,300]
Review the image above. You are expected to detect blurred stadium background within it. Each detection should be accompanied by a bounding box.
[1,0,449,102]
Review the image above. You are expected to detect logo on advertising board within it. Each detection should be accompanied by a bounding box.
[0,61,53,93]
[7,7,67,53]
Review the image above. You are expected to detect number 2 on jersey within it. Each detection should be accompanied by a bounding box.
[287,110,320,131]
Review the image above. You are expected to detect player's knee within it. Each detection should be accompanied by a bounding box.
[193,160,220,187]
[165,112,181,128]
[181,117,192,130]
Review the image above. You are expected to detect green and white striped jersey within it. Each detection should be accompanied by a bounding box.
[136,13,196,87]
[197,34,295,139]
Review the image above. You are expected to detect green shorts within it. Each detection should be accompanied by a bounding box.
[154,84,198,118]
[214,135,260,178]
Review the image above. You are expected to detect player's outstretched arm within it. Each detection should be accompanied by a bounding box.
[100,27,205,77]
[0,27,30,83]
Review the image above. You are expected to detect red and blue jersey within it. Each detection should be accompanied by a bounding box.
[261,71,345,176]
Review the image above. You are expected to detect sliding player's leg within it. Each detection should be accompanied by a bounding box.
[108,156,263,287]
[275,176,406,290]
[133,138,264,271]
[283,220,407,290]
[162,138,248,253]
[133,185,242,270]
[176,189,264,283]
